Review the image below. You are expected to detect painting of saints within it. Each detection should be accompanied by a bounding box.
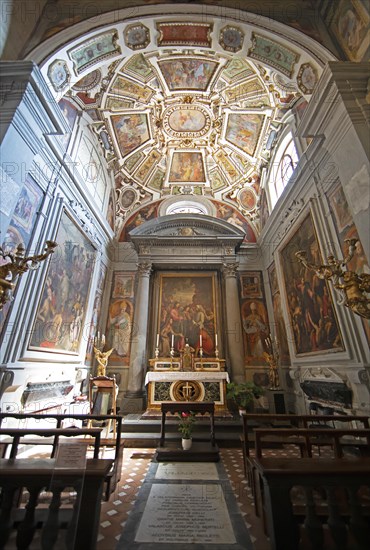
[108,299,133,358]
[157,273,217,357]
[242,301,269,364]
[169,152,205,182]
[112,114,149,158]
[280,213,344,355]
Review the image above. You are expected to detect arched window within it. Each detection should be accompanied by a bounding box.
[268,133,299,209]
[166,200,208,216]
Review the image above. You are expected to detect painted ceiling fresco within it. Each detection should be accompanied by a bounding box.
[41,9,334,240]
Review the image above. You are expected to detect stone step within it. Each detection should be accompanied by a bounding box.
[122,418,242,434]
[121,430,242,448]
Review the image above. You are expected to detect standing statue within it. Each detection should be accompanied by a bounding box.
[94,347,113,377]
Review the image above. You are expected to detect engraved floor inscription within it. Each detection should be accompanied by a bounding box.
[155,462,219,480]
[134,483,237,544]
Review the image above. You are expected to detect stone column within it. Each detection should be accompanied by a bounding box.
[222,263,245,383]
[123,261,152,413]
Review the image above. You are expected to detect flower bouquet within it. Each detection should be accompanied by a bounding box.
[177,411,196,449]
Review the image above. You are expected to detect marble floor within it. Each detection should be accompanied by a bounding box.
[97,448,271,550]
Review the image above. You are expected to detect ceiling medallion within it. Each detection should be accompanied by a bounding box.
[219,25,244,53]
[124,24,150,51]
[163,104,211,138]
[297,62,318,95]
[48,59,70,92]
[237,187,257,212]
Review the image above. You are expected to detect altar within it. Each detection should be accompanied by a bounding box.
[145,356,230,414]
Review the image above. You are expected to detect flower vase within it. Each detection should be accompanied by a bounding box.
[182,438,192,450]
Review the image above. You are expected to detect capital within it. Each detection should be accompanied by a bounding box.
[137,262,152,277]
[222,262,239,278]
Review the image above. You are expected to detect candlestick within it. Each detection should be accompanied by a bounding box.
[156,333,159,347]
[199,334,202,347]
[102,334,105,346]
[215,334,218,347]
[171,334,174,348]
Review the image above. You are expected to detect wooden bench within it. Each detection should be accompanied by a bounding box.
[254,427,370,459]
[0,413,124,501]
[240,413,369,481]
[0,457,113,550]
[252,427,370,527]
[253,457,370,550]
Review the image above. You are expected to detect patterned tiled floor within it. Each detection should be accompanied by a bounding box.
[96,447,270,550]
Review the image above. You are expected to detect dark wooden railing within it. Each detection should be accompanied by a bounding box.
[0,457,113,550]
[0,413,124,501]
[253,457,370,550]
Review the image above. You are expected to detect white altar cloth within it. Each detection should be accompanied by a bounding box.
[145,371,230,385]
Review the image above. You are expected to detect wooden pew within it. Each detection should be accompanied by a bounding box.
[254,427,370,459]
[0,457,113,550]
[252,427,370,529]
[253,457,370,550]
[240,413,369,482]
[0,413,124,501]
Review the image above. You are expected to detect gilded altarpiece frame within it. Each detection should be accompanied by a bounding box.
[156,272,218,356]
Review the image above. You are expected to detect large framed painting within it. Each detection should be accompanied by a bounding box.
[157,272,218,357]
[280,212,344,356]
[29,210,96,353]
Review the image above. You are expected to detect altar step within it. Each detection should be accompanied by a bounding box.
[121,415,242,448]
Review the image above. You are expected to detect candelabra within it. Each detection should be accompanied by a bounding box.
[93,332,113,377]
[0,241,57,310]
[263,335,280,390]
[295,239,370,320]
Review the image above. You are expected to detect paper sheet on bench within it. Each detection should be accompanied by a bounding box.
[55,440,89,469]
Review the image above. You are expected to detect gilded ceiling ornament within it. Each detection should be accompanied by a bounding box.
[156,22,213,48]
[124,24,150,51]
[68,30,121,75]
[72,69,101,91]
[248,33,300,78]
[48,59,70,92]
[219,25,244,53]
[297,62,318,95]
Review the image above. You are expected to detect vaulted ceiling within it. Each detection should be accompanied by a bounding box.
[23,2,336,241]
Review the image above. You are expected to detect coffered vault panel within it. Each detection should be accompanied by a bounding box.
[37,10,332,239]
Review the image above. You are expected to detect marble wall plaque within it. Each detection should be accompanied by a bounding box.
[135,483,236,544]
[155,462,218,480]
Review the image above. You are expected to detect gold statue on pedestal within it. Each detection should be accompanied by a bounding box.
[93,347,113,377]
[180,339,195,371]
[263,335,280,390]
[263,352,280,390]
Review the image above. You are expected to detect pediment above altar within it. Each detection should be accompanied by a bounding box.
[129,213,245,250]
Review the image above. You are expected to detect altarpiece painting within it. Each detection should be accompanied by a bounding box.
[157,273,217,357]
